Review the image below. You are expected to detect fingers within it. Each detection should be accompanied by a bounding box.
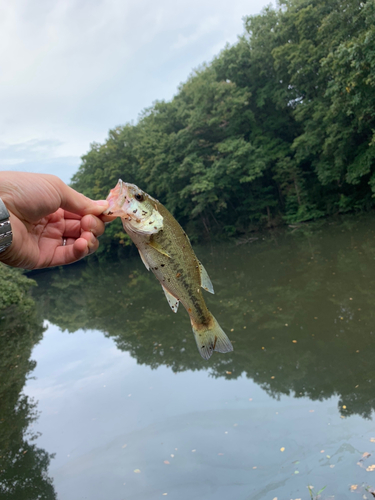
[46,175,109,217]
[63,215,105,239]
[51,233,99,267]
[80,214,105,236]
[100,214,118,223]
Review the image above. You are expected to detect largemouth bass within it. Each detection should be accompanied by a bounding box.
[104,180,233,360]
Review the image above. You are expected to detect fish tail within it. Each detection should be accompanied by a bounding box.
[191,315,233,360]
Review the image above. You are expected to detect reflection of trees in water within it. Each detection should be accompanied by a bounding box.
[0,298,57,500]
[32,216,375,418]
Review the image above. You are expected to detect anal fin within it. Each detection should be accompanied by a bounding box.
[161,285,179,313]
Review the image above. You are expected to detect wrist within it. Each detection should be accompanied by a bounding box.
[0,197,13,255]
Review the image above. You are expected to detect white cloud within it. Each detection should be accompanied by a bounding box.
[0,0,273,183]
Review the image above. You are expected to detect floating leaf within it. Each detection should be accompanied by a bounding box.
[280,447,285,452]
[164,460,170,465]
[134,469,141,473]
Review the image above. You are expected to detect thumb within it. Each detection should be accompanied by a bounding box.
[52,177,109,216]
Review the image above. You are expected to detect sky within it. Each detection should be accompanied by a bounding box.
[0,0,273,184]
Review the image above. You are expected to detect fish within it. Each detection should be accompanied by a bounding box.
[104,179,233,360]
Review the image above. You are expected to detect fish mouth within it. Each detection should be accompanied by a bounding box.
[104,179,129,216]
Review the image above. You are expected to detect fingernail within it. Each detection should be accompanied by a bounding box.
[94,200,108,207]
[90,216,97,230]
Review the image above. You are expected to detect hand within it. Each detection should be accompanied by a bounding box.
[0,171,108,269]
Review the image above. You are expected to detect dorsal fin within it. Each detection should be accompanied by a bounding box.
[198,261,214,294]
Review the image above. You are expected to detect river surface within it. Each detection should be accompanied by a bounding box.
[3,215,375,499]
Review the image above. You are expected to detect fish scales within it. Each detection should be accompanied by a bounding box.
[148,204,209,325]
[104,180,233,360]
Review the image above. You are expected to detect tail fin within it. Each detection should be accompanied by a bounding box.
[191,315,233,360]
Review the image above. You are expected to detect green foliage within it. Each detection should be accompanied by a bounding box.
[0,268,56,499]
[0,264,36,310]
[71,0,375,256]
[308,485,327,499]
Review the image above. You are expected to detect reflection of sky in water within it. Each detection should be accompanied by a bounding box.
[24,322,375,500]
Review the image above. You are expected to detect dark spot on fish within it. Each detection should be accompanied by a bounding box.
[154,226,157,229]
[107,211,113,215]
[154,267,158,270]
[167,278,171,282]
[161,264,165,267]
[133,209,138,213]
[202,345,205,348]
[176,273,181,278]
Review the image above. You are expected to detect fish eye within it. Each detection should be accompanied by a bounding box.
[135,193,144,201]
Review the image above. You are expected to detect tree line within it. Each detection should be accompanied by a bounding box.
[71,0,375,256]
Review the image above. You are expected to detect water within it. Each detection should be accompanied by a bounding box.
[2,215,375,499]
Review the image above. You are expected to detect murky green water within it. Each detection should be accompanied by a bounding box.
[3,215,375,499]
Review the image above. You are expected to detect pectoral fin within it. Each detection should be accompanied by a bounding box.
[148,239,171,258]
[161,285,179,313]
[198,261,214,294]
